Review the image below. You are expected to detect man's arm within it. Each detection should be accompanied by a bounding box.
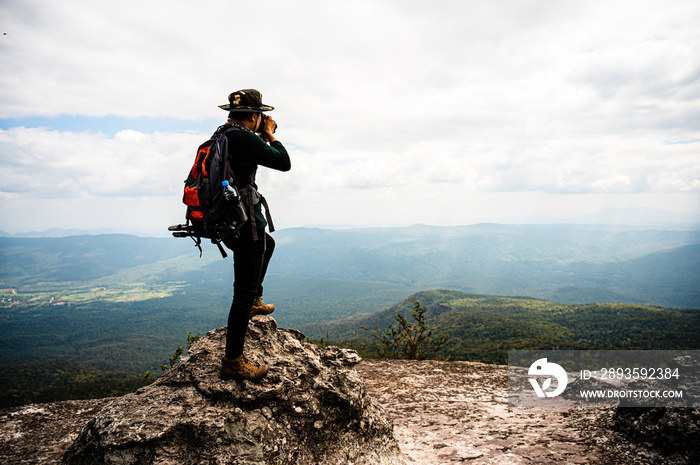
[229,130,291,172]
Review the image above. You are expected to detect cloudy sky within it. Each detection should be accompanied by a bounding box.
[1,0,699,235]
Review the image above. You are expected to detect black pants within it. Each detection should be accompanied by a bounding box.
[222,224,275,359]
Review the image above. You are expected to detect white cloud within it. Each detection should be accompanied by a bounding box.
[0,0,698,232]
[0,127,203,198]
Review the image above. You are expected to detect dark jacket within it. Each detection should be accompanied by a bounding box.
[224,126,291,234]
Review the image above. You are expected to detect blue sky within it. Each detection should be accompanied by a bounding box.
[0,116,218,136]
[1,0,699,235]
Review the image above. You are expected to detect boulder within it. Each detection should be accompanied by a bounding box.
[608,355,700,464]
[62,316,408,465]
[609,406,700,464]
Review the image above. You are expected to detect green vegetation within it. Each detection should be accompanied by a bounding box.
[0,284,185,308]
[1,228,699,408]
[143,331,201,384]
[2,288,699,408]
[1,289,226,372]
[358,298,447,360]
[0,359,144,409]
[0,331,202,409]
[309,290,700,364]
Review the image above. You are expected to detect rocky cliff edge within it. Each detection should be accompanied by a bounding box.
[62,316,408,465]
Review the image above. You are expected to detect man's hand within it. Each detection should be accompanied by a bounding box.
[260,116,277,143]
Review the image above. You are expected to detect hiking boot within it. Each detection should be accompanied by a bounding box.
[221,355,268,382]
[250,297,275,317]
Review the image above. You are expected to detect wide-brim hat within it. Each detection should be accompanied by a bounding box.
[218,89,274,112]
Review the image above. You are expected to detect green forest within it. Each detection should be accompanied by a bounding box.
[3,288,698,409]
[1,228,699,409]
[0,360,144,408]
[302,290,700,364]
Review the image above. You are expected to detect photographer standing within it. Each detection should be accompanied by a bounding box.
[217,89,290,382]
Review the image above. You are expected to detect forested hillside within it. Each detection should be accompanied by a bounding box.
[304,289,700,364]
[2,286,699,408]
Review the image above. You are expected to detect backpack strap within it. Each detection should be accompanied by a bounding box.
[260,195,275,233]
[247,189,258,241]
[240,187,275,241]
[220,124,275,242]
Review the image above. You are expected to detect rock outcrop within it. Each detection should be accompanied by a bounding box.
[5,351,699,464]
[62,316,407,465]
[0,398,112,463]
[606,355,700,465]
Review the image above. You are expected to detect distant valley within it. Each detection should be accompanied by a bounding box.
[1,223,699,407]
[1,224,699,363]
[2,223,699,341]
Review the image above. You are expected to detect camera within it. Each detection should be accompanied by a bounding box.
[258,114,277,134]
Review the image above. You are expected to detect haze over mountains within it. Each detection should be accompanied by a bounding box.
[2,221,699,315]
[2,207,700,238]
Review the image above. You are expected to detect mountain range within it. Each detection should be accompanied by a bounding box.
[1,223,699,407]
[2,223,699,312]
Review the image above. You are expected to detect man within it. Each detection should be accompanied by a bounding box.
[217,89,291,382]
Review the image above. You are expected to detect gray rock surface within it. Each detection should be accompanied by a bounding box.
[0,398,112,464]
[606,356,700,464]
[3,334,698,464]
[61,316,408,465]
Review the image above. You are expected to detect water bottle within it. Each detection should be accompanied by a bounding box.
[222,180,238,201]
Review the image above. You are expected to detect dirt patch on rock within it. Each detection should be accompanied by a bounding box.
[356,359,611,465]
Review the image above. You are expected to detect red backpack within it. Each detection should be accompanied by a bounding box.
[169,126,248,257]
